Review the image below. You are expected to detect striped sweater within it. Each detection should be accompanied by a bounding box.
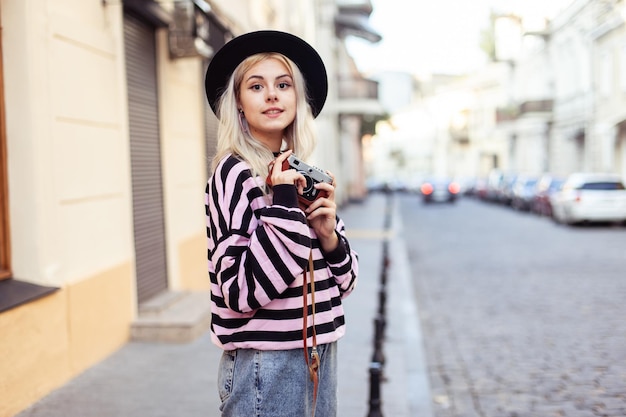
[205,154,359,351]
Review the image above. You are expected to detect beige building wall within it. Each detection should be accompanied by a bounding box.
[1,2,137,415]
[3,0,133,289]
[154,30,210,291]
[1,1,356,415]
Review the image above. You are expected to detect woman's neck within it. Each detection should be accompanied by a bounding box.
[249,130,283,153]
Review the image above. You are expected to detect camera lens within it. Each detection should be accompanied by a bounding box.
[301,173,314,193]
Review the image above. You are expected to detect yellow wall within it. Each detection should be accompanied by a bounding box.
[0,262,133,417]
[178,233,210,291]
[66,263,134,372]
[0,291,70,417]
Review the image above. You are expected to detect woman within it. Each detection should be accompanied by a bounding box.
[204,31,359,417]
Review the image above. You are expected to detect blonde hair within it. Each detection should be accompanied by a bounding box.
[211,53,317,179]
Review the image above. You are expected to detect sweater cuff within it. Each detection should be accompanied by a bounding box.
[322,231,348,263]
[272,184,300,208]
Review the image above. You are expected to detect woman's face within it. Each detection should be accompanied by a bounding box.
[238,57,297,151]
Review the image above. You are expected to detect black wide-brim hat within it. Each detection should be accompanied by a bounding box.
[205,30,328,118]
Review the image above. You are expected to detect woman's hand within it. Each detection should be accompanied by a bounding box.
[305,173,338,252]
[269,152,338,252]
[268,150,306,194]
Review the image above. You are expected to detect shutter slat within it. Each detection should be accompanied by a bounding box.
[124,13,168,304]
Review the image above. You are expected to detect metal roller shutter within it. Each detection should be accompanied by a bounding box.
[203,64,219,174]
[202,21,226,175]
[124,12,168,303]
[203,19,228,174]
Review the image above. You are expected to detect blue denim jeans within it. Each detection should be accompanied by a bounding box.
[217,342,338,417]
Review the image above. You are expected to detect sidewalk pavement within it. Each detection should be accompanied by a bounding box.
[15,193,433,417]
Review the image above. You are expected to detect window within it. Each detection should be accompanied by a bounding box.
[579,182,625,190]
[0,27,10,280]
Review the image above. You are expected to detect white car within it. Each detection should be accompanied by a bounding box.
[551,173,626,225]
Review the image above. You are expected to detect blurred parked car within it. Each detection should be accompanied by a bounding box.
[485,169,504,202]
[454,176,477,196]
[510,176,539,211]
[420,178,461,203]
[366,178,387,193]
[531,175,565,217]
[473,177,489,200]
[498,173,519,205]
[551,173,626,225]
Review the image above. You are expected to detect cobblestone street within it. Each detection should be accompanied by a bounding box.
[399,194,626,417]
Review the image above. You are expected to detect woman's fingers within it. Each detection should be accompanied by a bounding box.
[270,154,336,205]
[269,150,305,187]
[306,203,334,219]
[271,150,292,176]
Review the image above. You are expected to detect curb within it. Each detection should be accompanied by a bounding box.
[389,202,434,417]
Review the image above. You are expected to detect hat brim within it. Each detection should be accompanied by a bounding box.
[205,30,328,118]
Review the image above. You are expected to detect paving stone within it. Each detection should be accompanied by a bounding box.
[400,196,626,417]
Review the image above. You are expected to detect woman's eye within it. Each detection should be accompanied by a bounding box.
[250,84,262,91]
[278,82,291,89]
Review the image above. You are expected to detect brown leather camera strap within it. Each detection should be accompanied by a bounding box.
[302,248,319,417]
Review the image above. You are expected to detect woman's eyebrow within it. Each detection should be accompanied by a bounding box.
[245,74,264,82]
[245,74,292,82]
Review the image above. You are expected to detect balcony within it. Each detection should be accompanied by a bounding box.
[519,99,553,114]
[338,77,378,100]
[496,106,519,123]
[336,77,385,115]
[496,99,553,124]
[336,0,374,14]
[335,0,382,43]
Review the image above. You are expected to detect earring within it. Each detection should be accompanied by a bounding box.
[238,110,250,135]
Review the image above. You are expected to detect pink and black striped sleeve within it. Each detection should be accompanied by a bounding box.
[207,155,312,313]
[322,218,359,297]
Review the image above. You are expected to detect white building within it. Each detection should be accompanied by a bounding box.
[365,0,626,190]
[492,0,626,179]
[549,0,596,175]
[589,0,626,178]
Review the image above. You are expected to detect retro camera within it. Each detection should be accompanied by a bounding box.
[285,154,333,206]
[267,154,333,208]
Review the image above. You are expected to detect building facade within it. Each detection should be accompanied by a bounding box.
[367,0,626,187]
[0,1,381,416]
[590,0,626,178]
